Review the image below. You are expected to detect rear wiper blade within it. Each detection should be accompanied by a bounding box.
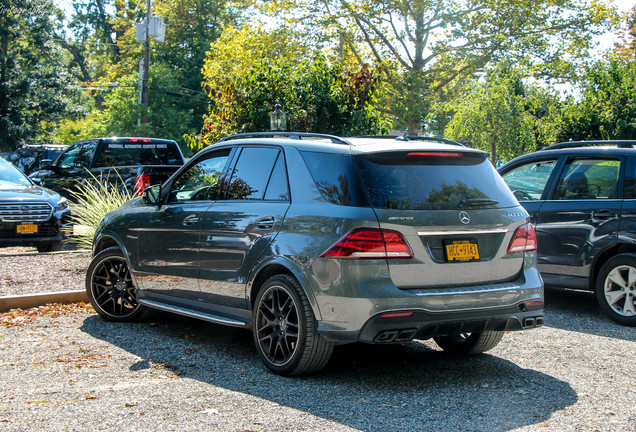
[458,198,499,207]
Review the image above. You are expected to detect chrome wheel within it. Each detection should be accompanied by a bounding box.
[255,284,300,367]
[86,247,146,322]
[596,254,636,327]
[602,265,636,318]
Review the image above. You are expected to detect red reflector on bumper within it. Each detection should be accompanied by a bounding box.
[525,301,544,306]
[379,312,414,319]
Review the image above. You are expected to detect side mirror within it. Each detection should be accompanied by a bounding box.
[143,185,161,205]
[39,159,53,169]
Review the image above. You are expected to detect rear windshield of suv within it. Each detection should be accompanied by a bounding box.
[94,142,183,167]
[354,151,518,210]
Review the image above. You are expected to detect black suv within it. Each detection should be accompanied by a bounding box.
[498,141,636,326]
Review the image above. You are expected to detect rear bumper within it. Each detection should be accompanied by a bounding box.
[312,262,544,344]
[319,305,544,343]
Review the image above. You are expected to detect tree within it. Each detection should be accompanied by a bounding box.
[191,27,389,149]
[0,0,79,150]
[554,55,636,142]
[444,64,560,164]
[277,0,620,132]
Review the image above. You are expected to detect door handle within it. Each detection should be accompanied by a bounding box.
[183,214,200,226]
[255,216,275,230]
[592,210,616,220]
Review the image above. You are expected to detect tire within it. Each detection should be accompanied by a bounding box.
[85,247,148,322]
[595,253,636,327]
[37,241,63,253]
[253,274,334,376]
[434,331,504,355]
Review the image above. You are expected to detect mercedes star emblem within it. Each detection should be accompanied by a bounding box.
[459,211,470,224]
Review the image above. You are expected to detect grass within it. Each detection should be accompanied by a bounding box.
[63,174,134,250]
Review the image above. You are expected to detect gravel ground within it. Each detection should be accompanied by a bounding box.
[0,247,90,297]
[0,250,635,431]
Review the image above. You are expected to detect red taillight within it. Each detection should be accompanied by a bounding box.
[129,137,151,143]
[135,173,151,196]
[320,228,413,259]
[507,223,537,253]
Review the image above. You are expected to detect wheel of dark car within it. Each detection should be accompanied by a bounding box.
[433,331,504,355]
[36,241,63,253]
[253,274,334,376]
[85,247,148,322]
[595,254,636,327]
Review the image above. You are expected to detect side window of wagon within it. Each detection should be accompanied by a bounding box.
[225,147,283,200]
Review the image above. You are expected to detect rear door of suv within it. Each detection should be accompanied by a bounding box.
[501,153,624,289]
[537,155,623,288]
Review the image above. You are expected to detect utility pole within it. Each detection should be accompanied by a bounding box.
[141,0,151,124]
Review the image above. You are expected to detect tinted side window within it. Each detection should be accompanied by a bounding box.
[95,142,183,167]
[226,147,280,200]
[170,149,231,202]
[501,159,558,201]
[264,153,290,201]
[300,151,368,206]
[553,158,620,200]
[56,142,96,169]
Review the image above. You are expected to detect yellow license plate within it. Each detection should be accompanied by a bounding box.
[445,240,479,261]
[16,224,38,234]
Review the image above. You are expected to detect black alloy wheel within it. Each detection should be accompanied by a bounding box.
[253,274,333,376]
[86,247,147,322]
[434,330,504,355]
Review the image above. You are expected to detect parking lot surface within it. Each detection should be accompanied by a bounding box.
[1,285,635,432]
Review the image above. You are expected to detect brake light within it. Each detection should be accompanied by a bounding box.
[320,228,413,259]
[129,138,151,143]
[407,152,464,158]
[135,173,151,196]
[507,223,537,253]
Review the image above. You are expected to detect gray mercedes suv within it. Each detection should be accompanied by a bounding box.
[86,133,544,375]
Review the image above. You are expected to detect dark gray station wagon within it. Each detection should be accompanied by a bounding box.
[86,133,544,375]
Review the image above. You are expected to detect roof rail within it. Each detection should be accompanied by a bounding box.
[355,135,466,147]
[541,140,636,151]
[217,132,352,145]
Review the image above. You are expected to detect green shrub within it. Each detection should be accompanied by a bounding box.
[63,175,134,250]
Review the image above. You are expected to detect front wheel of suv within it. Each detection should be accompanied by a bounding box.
[596,254,636,327]
[86,247,148,322]
[433,331,504,354]
[253,274,334,376]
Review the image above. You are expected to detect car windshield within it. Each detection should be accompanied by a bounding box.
[0,158,31,186]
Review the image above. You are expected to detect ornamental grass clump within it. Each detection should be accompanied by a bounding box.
[63,174,134,250]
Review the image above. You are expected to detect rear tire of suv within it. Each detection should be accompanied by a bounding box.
[253,275,334,376]
[433,331,504,354]
[596,254,636,327]
[86,247,148,322]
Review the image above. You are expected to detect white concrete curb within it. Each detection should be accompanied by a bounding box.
[0,290,88,312]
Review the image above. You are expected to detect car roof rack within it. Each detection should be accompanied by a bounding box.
[541,140,636,151]
[217,132,352,145]
[354,134,466,147]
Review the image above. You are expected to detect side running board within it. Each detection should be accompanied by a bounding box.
[139,298,248,328]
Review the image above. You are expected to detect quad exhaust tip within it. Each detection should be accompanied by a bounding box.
[374,328,418,343]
